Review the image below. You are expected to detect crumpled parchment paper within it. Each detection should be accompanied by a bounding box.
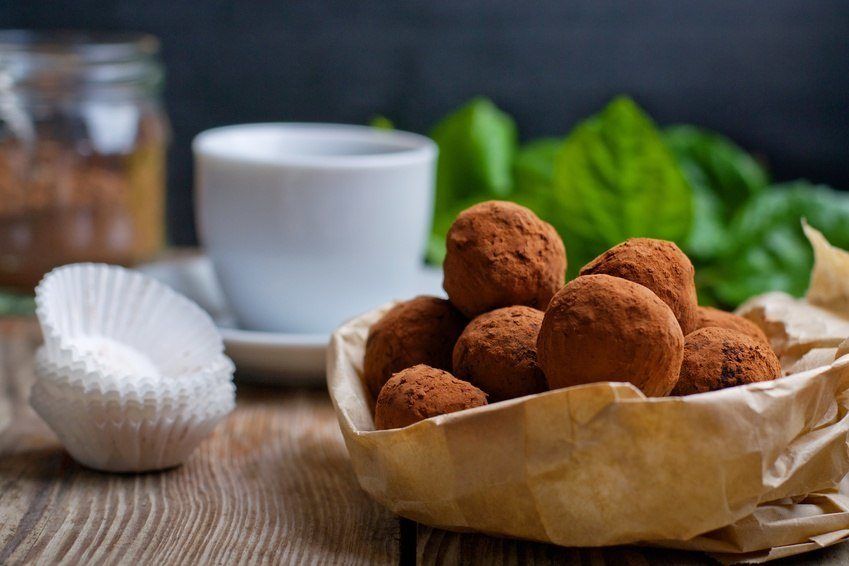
[327,223,849,563]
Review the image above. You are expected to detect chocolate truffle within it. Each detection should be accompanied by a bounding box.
[452,306,548,402]
[364,296,467,399]
[374,365,488,430]
[694,306,770,345]
[537,274,684,397]
[580,238,699,335]
[443,201,567,318]
[671,327,781,396]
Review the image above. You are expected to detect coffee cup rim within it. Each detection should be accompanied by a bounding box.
[193,122,437,169]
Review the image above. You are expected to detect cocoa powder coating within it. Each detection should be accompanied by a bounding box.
[374,365,488,430]
[364,296,467,399]
[672,327,781,396]
[443,201,567,318]
[537,274,684,397]
[580,238,699,335]
[452,306,548,402]
[694,306,770,345]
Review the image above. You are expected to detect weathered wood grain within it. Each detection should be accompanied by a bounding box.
[414,524,849,565]
[0,319,398,565]
[414,524,710,565]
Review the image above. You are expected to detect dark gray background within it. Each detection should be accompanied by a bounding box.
[3,1,848,245]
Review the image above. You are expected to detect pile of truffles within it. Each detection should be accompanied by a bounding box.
[364,200,781,430]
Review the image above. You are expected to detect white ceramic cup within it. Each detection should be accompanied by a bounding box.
[194,123,437,334]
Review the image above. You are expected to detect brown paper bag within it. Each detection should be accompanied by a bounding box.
[327,224,849,562]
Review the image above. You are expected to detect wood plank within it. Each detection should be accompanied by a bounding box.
[414,524,711,565]
[415,524,849,565]
[0,319,399,565]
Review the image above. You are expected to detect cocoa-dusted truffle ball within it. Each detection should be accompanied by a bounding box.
[537,274,684,397]
[374,365,488,430]
[443,201,567,318]
[452,306,548,402]
[580,238,698,335]
[364,296,467,399]
[671,327,781,396]
[694,306,770,345]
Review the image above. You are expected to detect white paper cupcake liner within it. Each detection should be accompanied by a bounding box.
[30,377,235,472]
[34,347,233,408]
[36,263,224,377]
[31,262,237,472]
[33,360,234,423]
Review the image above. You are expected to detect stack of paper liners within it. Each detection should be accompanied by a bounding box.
[327,224,849,564]
[31,263,236,472]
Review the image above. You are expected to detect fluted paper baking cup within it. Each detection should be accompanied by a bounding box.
[36,263,224,377]
[34,353,234,422]
[31,373,235,423]
[34,347,234,407]
[30,377,235,472]
[31,262,236,472]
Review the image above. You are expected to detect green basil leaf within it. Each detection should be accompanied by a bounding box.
[686,182,729,262]
[514,138,561,194]
[549,96,693,274]
[426,97,518,263]
[511,137,563,216]
[430,97,517,204]
[708,182,849,306]
[664,125,768,217]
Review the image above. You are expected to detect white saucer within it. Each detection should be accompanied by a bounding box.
[217,327,328,385]
[139,251,443,385]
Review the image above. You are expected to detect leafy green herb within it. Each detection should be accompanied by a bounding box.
[513,138,561,195]
[369,115,394,130]
[511,138,563,216]
[664,125,768,216]
[664,126,768,263]
[706,182,849,306]
[685,183,729,264]
[427,97,518,262]
[548,96,693,274]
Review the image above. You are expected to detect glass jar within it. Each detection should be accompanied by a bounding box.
[0,30,169,291]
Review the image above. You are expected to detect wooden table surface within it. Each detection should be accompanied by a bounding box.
[1,318,846,565]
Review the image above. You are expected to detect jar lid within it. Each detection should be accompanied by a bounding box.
[0,30,163,97]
